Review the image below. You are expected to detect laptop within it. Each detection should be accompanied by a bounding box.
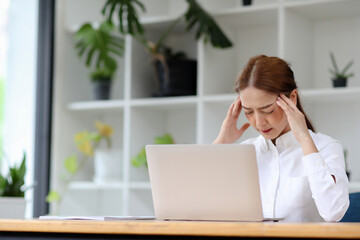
[146,144,283,222]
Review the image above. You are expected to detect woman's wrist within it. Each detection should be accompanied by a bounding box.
[299,134,318,156]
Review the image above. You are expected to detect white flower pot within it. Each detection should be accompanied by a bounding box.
[0,197,26,219]
[94,149,122,183]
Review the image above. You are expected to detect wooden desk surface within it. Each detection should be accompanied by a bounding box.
[0,219,360,239]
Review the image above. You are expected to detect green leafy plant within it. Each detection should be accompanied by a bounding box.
[0,152,27,197]
[329,52,354,79]
[75,21,125,81]
[101,0,233,85]
[131,133,174,168]
[46,121,113,206]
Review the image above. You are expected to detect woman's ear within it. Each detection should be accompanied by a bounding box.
[290,89,298,106]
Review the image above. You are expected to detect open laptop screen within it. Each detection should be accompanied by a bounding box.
[146,144,264,221]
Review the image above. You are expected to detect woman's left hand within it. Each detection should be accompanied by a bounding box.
[276,94,318,155]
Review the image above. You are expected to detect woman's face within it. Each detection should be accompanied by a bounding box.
[240,86,291,141]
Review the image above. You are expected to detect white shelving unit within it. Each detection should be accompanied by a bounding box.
[51,0,360,216]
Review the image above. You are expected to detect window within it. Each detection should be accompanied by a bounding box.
[0,0,38,218]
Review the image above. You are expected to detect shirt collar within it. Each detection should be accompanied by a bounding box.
[261,130,299,151]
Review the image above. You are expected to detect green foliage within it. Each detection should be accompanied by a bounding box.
[46,190,61,203]
[75,21,125,80]
[329,52,354,79]
[64,155,78,175]
[154,134,175,144]
[184,0,232,48]
[131,147,147,168]
[102,0,146,36]
[101,0,233,55]
[46,121,114,205]
[0,152,27,197]
[90,69,112,82]
[131,134,174,168]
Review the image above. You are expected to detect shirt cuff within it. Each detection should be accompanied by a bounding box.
[302,152,332,176]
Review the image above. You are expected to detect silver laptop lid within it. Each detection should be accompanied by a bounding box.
[146,144,264,221]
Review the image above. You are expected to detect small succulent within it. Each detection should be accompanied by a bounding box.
[329,52,354,79]
[0,152,27,197]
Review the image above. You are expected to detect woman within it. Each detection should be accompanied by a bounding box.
[214,55,349,222]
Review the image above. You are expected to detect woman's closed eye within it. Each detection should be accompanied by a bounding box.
[263,109,274,114]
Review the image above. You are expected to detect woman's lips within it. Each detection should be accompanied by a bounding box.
[261,128,272,134]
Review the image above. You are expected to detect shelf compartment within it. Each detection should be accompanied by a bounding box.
[201,7,278,96]
[129,106,197,181]
[283,0,360,89]
[284,0,360,20]
[130,34,198,99]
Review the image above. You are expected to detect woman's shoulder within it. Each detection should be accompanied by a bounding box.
[310,130,342,150]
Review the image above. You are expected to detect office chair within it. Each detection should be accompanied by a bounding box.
[340,192,360,222]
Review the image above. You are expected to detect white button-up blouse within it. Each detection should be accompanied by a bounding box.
[241,130,349,222]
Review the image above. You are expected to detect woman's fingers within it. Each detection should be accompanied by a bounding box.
[232,96,242,118]
[276,96,290,113]
[238,123,250,135]
[227,102,235,117]
[279,94,297,111]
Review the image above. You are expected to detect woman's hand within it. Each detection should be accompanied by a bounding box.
[213,96,250,144]
[276,93,318,155]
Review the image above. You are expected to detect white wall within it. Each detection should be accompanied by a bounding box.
[3,0,38,218]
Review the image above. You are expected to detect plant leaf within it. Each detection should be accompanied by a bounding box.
[329,52,339,74]
[184,0,232,48]
[341,60,354,76]
[64,155,78,175]
[155,133,174,144]
[46,190,61,203]
[102,0,146,36]
[74,21,124,75]
[131,147,147,168]
[0,175,6,196]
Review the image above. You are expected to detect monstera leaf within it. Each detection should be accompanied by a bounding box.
[102,0,146,36]
[184,0,232,48]
[74,21,124,77]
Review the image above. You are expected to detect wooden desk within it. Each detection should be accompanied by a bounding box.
[0,219,360,239]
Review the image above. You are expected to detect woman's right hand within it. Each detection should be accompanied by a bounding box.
[213,96,250,144]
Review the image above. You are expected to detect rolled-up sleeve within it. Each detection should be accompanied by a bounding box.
[302,141,349,222]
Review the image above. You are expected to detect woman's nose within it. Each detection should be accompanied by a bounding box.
[255,112,266,127]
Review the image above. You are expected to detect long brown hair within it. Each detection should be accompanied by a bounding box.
[235,55,315,132]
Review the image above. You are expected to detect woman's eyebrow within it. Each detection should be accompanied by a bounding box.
[242,101,276,110]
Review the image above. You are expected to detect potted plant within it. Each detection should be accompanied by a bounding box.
[46,121,119,213]
[101,0,233,97]
[131,133,174,168]
[0,152,27,219]
[242,0,252,6]
[153,46,197,96]
[74,21,125,100]
[329,52,354,87]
